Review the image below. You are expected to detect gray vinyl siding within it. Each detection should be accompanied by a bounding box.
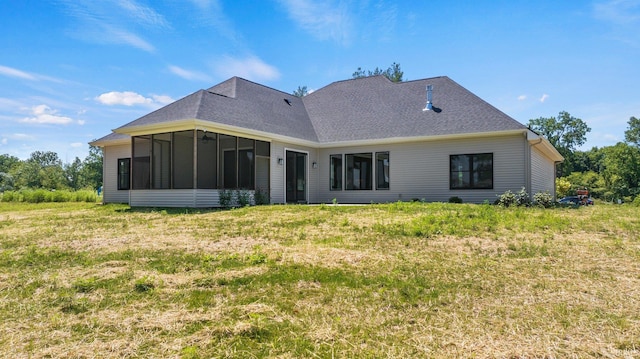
[317,134,527,204]
[531,145,556,197]
[130,189,254,207]
[103,144,131,204]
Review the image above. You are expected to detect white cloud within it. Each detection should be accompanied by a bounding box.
[10,133,35,140]
[152,94,175,105]
[95,91,174,107]
[0,65,63,83]
[594,0,640,24]
[20,105,82,125]
[116,0,169,28]
[0,65,36,80]
[108,27,155,52]
[70,142,84,148]
[540,94,549,103]
[214,55,280,82]
[518,95,527,101]
[96,91,151,106]
[603,133,619,142]
[1,138,7,145]
[277,0,353,45]
[59,0,167,52]
[168,65,212,82]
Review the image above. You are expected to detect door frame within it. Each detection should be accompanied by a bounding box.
[284,148,309,203]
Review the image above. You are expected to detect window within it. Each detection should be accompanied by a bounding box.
[330,154,342,191]
[346,153,372,190]
[173,130,194,189]
[152,133,172,189]
[132,131,270,191]
[219,134,237,189]
[450,153,493,189]
[376,152,389,190]
[132,135,151,189]
[255,141,270,194]
[197,130,217,189]
[117,158,130,190]
[238,137,255,189]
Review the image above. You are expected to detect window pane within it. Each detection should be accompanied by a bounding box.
[152,133,171,189]
[256,140,270,156]
[117,158,130,190]
[330,154,342,191]
[132,136,150,189]
[451,154,470,172]
[197,131,217,189]
[450,170,470,189]
[449,153,493,189]
[173,130,194,189]
[238,137,254,189]
[255,140,270,195]
[346,153,372,190]
[376,152,389,190]
[219,134,237,189]
[256,156,270,196]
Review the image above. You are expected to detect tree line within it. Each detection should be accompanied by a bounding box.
[529,113,639,202]
[0,146,103,193]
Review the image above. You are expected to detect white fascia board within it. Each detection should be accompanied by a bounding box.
[113,121,532,151]
[315,130,528,148]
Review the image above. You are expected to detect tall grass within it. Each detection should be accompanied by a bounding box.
[0,202,639,358]
[0,189,98,203]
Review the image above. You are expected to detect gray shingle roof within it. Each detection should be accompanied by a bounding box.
[112,75,527,144]
[304,75,526,142]
[116,77,317,142]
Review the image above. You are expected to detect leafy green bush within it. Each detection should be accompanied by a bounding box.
[533,191,555,208]
[632,196,640,207]
[448,196,463,203]
[237,190,251,207]
[0,191,17,202]
[496,190,516,207]
[0,189,97,203]
[254,187,270,205]
[219,189,233,208]
[498,188,531,207]
[515,187,531,206]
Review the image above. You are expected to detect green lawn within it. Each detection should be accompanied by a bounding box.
[0,202,639,358]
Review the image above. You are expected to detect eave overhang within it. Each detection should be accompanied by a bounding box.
[108,121,535,150]
[526,130,564,162]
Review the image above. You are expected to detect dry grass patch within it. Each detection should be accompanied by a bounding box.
[1,202,640,357]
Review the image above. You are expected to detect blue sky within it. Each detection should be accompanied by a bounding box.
[1,0,638,161]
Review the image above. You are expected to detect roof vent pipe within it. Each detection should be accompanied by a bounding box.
[423,85,433,111]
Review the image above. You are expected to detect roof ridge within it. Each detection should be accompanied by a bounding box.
[230,76,298,97]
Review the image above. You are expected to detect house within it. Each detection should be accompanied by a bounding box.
[90,75,563,207]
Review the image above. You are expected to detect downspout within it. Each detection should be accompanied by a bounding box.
[553,161,562,201]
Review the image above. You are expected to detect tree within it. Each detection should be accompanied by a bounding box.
[528,111,591,175]
[80,145,103,190]
[64,157,83,190]
[624,116,640,147]
[11,151,66,190]
[292,85,308,97]
[0,154,19,191]
[352,62,404,82]
[601,142,640,200]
